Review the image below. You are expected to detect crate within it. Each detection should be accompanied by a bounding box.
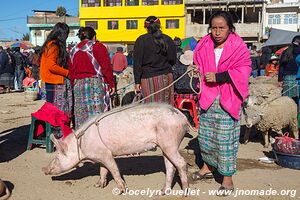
[273,150,300,170]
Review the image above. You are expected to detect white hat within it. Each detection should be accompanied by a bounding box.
[270,55,278,60]
[179,50,194,65]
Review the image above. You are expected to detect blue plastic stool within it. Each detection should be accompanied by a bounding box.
[27,116,54,153]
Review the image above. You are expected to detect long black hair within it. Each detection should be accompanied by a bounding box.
[280,35,300,65]
[77,26,96,41]
[145,16,168,55]
[207,11,235,33]
[40,22,69,68]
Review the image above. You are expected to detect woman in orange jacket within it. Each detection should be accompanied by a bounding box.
[265,55,279,77]
[40,22,72,119]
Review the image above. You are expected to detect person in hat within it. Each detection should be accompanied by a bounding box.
[133,16,176,104]
[265,54,279,77]
[172,50,199,98]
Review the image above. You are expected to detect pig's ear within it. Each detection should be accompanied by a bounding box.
[50,134,68,155]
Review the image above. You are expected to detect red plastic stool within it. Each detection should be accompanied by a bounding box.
[175,97,198,128]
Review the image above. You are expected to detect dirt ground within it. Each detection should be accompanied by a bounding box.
[0,92,299,200]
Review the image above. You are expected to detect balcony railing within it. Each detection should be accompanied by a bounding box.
[185,0,265,4]
[27,16,79,24]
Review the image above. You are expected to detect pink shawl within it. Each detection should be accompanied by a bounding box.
[194,33,251,120]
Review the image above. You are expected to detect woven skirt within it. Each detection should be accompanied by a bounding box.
[73,77,109,130]
[0,73,14,87]
[141,73,174,105]
[283,75,298,98]
[198,97,241,176]
[45,78,73,117]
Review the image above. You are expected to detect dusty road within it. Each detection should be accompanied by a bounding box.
[0,92,299,200]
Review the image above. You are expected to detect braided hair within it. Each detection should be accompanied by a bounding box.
[145,16,168,55]
[77,26,96,41]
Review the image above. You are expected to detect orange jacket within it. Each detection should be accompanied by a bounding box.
[265,63,279,76]
[40,41,69,84]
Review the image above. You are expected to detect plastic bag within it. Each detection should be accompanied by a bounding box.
[273,133,300,155]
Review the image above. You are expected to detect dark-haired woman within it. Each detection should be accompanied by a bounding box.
[278,36,300,104]
[69,26,115,130]
[40,22,72,117]
[192,11,251,194]
[133,16,176,104]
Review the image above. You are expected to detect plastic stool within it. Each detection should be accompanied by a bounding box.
[175,97,198,128]
[27,116,54,153]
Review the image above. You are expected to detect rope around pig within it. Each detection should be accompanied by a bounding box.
[73,66,202,160]
[75,65,201,136]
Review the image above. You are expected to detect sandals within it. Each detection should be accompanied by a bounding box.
[191,171,214,181]
[216,186,234,197]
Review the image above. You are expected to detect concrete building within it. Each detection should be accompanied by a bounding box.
[79,0,185,45]
[264,0,300,38]
[27,10,80,47]
[185,0,267,44]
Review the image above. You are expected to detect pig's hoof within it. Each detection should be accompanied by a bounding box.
[115,187,126,195]
[263,145,269,148]
[94,180,107,188]
[161,187,171,195]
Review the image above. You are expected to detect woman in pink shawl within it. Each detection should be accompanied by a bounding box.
[192,11,251,195]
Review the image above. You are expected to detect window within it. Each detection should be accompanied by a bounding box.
[108,20,119,29]
[69,30,76,37]
[85,21,98,30]
[104,0,122,6]
[125,0,139,6]
[34,30,42,37]
[162,0,182,5]
[82,0,100,7]
[268,15,281,25]
[284,14,298,24]
[166,19,179,29]
[126,20,138,29]
[142,0,158,5]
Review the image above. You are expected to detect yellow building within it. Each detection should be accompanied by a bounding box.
[79,0,185,45]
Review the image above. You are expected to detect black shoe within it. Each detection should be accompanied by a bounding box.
[191,172,214,181]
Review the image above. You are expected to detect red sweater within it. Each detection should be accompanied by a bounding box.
[112,52,128,72]
[69,41,115,88]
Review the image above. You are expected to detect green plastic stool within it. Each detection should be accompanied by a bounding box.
[27,116,54,153]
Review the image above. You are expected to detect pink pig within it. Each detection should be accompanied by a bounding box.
[42,103,195,194]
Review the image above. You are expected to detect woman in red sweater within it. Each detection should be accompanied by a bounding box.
[40,22,72,118]
[69,27,115,130]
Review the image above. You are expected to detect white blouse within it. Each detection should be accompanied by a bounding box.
[214,48,223,69]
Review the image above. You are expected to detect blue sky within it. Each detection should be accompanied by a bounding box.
[0,0,78,40]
